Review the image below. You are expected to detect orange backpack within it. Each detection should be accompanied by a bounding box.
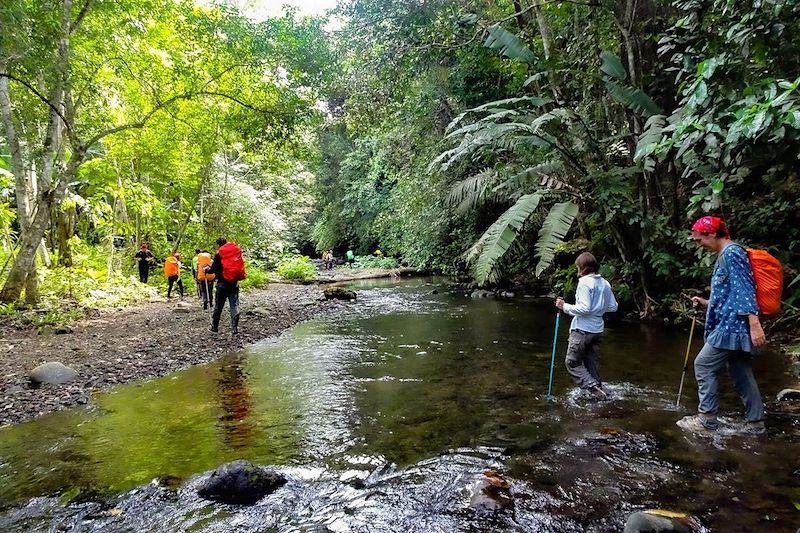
[196,252,215,281]
[164,257,180,277]
[746,248,783,316]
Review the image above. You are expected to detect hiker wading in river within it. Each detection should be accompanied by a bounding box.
[677,216,766,435]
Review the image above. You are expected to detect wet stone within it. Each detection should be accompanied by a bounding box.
[623,511,701,533]
[776,388,800,401]
[323,287,357,301]
[196,460,287,505]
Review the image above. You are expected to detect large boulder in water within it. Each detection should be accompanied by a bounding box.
[197,460,286,505]
[29,361,78,385]
[323,287,356,301]
[624,510,701,533]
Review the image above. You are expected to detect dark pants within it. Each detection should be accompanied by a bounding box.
[167,275,184,298]
[564,330,603,389]
[139,266,149,283]
[199,279,215,308]
[212,281,240,332]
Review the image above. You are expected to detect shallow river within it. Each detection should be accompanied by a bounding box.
[1,278,799,531]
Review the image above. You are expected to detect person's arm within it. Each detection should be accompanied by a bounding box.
[728,246,764,347]
[562,280,591,316]
[206,253,223,275]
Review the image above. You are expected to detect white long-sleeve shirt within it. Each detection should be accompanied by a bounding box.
[562,274,618,333]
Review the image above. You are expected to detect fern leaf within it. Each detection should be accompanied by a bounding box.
[484,25,535,65]
[467,193,542,285]
[534,201,579,277]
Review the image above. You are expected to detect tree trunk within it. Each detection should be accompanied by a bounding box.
[57,202,77,266]
[1,156,79,302]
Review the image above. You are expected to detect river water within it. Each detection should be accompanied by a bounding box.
[1,278,798,531]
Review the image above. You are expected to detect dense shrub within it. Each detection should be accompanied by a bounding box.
[276,255,317,281]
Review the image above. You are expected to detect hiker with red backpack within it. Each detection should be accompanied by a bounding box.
[205,238,247,335]
[677,216,783,435]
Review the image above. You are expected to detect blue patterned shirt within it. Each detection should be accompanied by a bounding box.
[705,243,759,352]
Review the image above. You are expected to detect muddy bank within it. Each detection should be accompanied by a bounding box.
[0,284,343,427]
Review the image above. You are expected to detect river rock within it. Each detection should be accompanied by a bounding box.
[776,388,800,401]
[245,306,271,317]
[624,510,700,533]
[55,326,74,335]
[323,287,357,301]
[467,470,514,512]
[197,460,287,505]
[29,362,79,385]
[470,289,495,299]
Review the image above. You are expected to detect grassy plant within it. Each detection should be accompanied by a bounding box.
[277,255,317,281]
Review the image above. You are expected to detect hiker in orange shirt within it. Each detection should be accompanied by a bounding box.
[164,251,184,300]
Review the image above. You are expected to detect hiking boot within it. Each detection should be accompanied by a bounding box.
[203,303,208,310]
[209,325,219,333]
[589,386,607,399]
[677,414,718,433]
[230,315,240,336]
[744,420,766,435]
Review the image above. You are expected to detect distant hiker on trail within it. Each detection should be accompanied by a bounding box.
[374,248,382,257]
[324,250,334,270]
[164,251,184,300]
[346,249,355,268]
[196,249,215,310]
[677,216,767,435]
[191,249,201,297]
[555,252,618,399]
[135,243,155,283]
[205,238,246,335]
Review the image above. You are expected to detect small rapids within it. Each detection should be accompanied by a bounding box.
[1,278,799,531]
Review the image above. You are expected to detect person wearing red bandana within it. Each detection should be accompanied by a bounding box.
[676,216,766,435]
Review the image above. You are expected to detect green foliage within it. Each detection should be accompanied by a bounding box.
[238,263,270,290]
[276,255,316,282]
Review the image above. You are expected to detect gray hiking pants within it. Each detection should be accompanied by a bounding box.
[694,343,764,423]
[565,330,603,389]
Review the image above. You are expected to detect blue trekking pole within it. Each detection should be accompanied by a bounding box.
[546,312,561,400]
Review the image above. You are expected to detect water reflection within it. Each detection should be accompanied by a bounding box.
[0,277,798,531]
[213,356,254,449]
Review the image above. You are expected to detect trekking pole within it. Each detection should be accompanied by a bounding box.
[546,311,561,400]
[676,310,698,407]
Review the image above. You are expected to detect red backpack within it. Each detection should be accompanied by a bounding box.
[746,248,783,316]
[219,242,247,282]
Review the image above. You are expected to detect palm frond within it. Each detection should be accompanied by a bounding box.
[599,50,626,81]
[466,193,542,286]
[634,114,666,170]
[445,97,551,135]
[534,201,579,277]
[484,25,535,65]
[493,161,566,196]
[600,51,661,117]
[605,80,661,117]
[448,169,498,214]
